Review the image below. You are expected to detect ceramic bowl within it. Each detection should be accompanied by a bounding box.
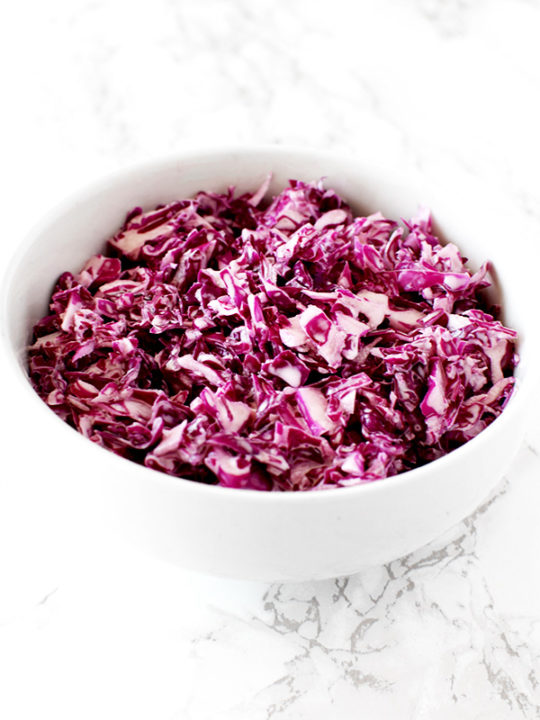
[2,147,537,581]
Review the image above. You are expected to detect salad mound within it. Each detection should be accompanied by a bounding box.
[28,179,517,490]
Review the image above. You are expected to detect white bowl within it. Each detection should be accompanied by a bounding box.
[2,147,538,581]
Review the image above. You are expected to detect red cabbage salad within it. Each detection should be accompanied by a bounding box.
[28,179,517,490]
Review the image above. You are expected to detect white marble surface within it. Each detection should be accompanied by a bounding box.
[1,0,540,717]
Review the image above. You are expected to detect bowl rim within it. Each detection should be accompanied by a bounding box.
[1,144,538,503]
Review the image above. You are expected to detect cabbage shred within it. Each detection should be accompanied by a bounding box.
[28,180,517,490]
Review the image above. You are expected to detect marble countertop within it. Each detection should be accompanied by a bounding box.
[1,0,540,717]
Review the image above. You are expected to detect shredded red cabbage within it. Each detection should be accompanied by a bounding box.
[28,179,517,490]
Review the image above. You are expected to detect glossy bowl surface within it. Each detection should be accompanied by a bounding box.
[2,147,537,581]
